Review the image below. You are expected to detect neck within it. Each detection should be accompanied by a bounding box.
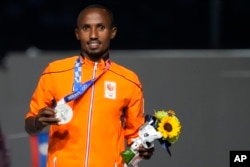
[80,52,109,62]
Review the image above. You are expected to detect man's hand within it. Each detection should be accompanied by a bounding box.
[137,145,155,160]
[36,107,60,128]
[25,107,60,134]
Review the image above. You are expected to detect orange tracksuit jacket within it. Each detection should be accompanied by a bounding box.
[25,55,145,167]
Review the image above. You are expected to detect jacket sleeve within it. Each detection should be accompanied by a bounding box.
[123,76,145,145]
[25,64,54,118]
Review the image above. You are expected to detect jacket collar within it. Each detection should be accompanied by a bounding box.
[80,52,109,62]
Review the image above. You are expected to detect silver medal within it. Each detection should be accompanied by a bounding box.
[55,103,73,124]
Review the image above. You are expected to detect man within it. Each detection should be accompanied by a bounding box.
[25,4,154,167]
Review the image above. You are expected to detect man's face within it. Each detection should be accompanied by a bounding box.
[75,8,117,60]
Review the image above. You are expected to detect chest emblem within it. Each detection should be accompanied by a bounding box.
[105,81,116,99]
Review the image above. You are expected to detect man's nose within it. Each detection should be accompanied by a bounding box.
[90,28,98,39]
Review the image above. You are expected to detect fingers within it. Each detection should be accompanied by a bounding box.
[137,145,155,160]
[38,107,56,117]
[38,116,60,126]
[37,107,60,126]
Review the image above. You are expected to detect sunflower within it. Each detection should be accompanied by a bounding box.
[157,115,181,143]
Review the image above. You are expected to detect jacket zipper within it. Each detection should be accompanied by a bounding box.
[84,62,98,167]
[53,157,57,167]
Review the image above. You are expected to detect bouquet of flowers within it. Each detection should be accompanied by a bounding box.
[121,109,182,167]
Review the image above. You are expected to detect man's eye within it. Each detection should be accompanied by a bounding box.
[98,25,105,31]
[82,26,89,31]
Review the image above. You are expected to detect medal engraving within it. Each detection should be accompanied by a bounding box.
[55,104,73,124]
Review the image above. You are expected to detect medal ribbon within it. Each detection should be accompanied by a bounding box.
[57,56,110,105]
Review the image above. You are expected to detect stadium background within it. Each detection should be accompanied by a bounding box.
[0,1,250,167]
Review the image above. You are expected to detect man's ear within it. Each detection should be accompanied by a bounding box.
[75,28,80,40]
[110,27,117,39]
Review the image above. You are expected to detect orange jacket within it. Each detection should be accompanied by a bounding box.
[26,55,145,167]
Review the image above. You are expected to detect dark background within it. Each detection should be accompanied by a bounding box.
[0,0,250,53]
[1,1,250,166]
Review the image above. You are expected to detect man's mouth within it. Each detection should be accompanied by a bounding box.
[87,41,101,49]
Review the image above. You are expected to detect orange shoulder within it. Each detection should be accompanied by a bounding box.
[42,56,79,75]
[109,61,142,89]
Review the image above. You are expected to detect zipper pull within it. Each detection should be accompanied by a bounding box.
[94,62,98,71]
[92,62,98,79]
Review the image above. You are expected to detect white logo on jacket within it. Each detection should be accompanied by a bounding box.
[104,81,116,99]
